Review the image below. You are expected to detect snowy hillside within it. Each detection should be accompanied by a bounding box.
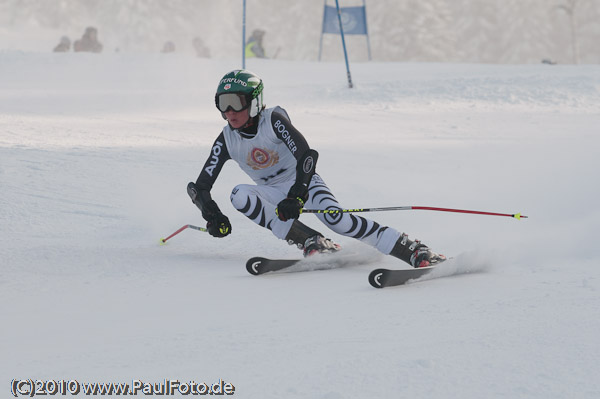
[1,51,600,399]
[1,0,600,63]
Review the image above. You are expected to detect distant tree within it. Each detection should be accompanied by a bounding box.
[410,0,458,61]
[557,0,581,63]
[0,0,84,28]
[555,0,600,64]
[1,0,598,62]
[373,0,457,62]
[496,0,556,63]
[574,0,600,63]
[89,0,190,52]
[454,0,502,63]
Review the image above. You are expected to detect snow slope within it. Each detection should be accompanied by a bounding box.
[1,52,599,398]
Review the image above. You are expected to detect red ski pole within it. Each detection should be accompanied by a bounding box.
[160,224,207,244]
[303,206,528,220]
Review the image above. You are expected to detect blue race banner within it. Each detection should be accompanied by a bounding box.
[322,5,368,35]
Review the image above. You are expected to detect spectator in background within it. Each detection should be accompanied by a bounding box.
[53,36,71,52]
[192,37,210,58]
[74,27,103,53]
[245,29,266,58]
[161,41,176,53]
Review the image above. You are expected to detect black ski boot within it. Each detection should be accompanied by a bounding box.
[302,235,341,257]
[284,220,341,257]
[390,233,446,268]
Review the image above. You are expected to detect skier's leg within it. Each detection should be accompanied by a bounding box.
[230,183,331,253]
[306,174,445,267]
[230,183,290,238]
[305,174,400,252]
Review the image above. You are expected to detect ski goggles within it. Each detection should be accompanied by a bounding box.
[215,93,250,113]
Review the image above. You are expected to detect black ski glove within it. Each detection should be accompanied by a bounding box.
[206,212,232,238]
[276,197,305,221]
[276,182,309,221]
[188,182,232,238]
[202,198,231,238]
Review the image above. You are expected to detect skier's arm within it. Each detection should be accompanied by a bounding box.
[271,111,318,221]
[187,133,232,237]
[271,110,311,160]
[271,110,318,199]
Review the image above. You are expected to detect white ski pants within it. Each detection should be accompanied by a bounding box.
[229,174,401,254]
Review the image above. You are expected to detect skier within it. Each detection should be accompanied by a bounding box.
[187,70,445,267]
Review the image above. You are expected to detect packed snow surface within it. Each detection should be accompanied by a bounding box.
[1,52,599,398]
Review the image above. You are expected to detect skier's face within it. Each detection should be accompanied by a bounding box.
[224,108,250,129]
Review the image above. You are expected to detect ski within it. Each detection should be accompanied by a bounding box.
[246,257,302,275]
[368,266,436,288]
[246,250,374,276]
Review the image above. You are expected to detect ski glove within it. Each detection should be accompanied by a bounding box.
[276,197,305,221]
[206,212,232,238]
[201,198,232,238]
[276,180,309,221]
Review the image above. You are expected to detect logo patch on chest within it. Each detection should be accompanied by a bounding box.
[247,147,279,170]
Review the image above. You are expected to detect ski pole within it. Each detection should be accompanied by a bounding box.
[160,224,207,244]
[302,206,528,220]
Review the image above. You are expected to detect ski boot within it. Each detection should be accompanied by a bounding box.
[302,235,341,257]
[284,220,341,257]
[390,233,446,268]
